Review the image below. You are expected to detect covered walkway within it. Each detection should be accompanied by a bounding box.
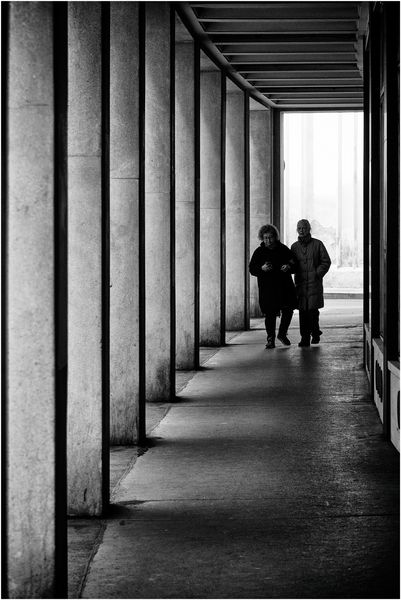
[69,301,399,599]
[3,3,399,597]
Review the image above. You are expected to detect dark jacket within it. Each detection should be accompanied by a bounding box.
[249,241,298,314]
[291,236,331,310]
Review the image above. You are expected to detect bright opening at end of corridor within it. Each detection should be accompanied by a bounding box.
[283,112,363,294]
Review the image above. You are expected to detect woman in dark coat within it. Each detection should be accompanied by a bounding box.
[249,224,298,349]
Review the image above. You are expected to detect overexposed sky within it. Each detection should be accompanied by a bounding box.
[283,111,363,268]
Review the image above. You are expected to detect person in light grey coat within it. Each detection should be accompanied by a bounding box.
[291,219,331,347]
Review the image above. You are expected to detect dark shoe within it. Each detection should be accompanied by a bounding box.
[265,337,275,349]
[298,337,310,347]
[311,335,320,344]
[277,333,291,346]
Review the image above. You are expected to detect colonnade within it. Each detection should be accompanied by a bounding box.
[5,2,399,598]
[3,4,274,597]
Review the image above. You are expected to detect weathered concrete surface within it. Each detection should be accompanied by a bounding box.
[226,90,245,330]
[80,301,399,599]
[67,3,104,516]
[110,2,140,444]
[175,41,196,369]
[200,70,222,345]
[6,4,56,597]
[249,109,272,318]
[145,3,172,401]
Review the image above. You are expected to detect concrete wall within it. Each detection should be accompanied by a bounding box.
[200,70,223,345]
[5,3,56,596]
[249,109,272,317]
[175,41,196,369]
[67,2,104,516]
[110,2,140,444]
[226,90,245,330]
[145,3,172,400]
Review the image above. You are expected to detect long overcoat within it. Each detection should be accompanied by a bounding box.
[290,237,331,310]
[249,241,298,315]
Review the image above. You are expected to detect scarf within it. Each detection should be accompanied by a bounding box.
[298,233,311,246]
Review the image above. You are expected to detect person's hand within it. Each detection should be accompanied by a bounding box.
[280,264,290,273]
[262,262,272,272]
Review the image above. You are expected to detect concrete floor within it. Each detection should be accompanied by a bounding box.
[68,300,399,599]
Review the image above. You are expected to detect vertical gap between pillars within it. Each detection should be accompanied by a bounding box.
[244,90,250,330]
[194,41,200,369]
[363,38,370,373]
[363,39,370,331]
[220,73,226,346]
[138,3,146,444]
[384,3,400,361]
[383,3,399,439]
[53,2,68,596]
[272,110,282,230]
[1,3,9,598]
[170,6,176,399]
[101,2,110,510]
[370,7,381,340]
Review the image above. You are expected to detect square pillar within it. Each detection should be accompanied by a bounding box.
[175,40,196,369]
[249,108,272,317]
[67,2,108,516]
[4,3,67,596]
[145,3,174,401]
[225,88,246,330]
[110,2,141,443]
[200,70,225,345]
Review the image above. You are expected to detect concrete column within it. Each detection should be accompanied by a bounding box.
[175,41,196,369]
[5,3,58,596]
[225,89,245,330]
[145,3,173,400]
[249,108,272,317]
[110,3,140,443]
[67,3,104,516]
[200,70,222,344]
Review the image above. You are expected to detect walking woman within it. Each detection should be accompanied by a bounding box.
[249,224,298,349]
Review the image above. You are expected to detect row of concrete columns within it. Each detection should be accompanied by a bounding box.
[4,3,273,597]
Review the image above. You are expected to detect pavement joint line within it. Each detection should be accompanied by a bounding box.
[110,453,139,502]
[104,512,399,521]
[76,519,108,599]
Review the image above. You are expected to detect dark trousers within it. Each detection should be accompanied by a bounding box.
[299,309,321,339]
[265,308,293,340]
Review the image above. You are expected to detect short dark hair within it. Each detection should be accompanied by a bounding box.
[258,224,280,241]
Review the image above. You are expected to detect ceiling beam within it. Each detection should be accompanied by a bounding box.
[266,91,363,98]
[246,79,362,87]
[208,33,357,43]
[234,63,357,71]
[193,7,359,19]
[217,44,357,53]
[271,96,363,102]
[203,21,357,33]
[256,85,363,92]
[191,2,359,7]
[226,53,357,63]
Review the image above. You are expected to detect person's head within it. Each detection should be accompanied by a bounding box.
[258,224,280,249]
[297,219,311,238]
